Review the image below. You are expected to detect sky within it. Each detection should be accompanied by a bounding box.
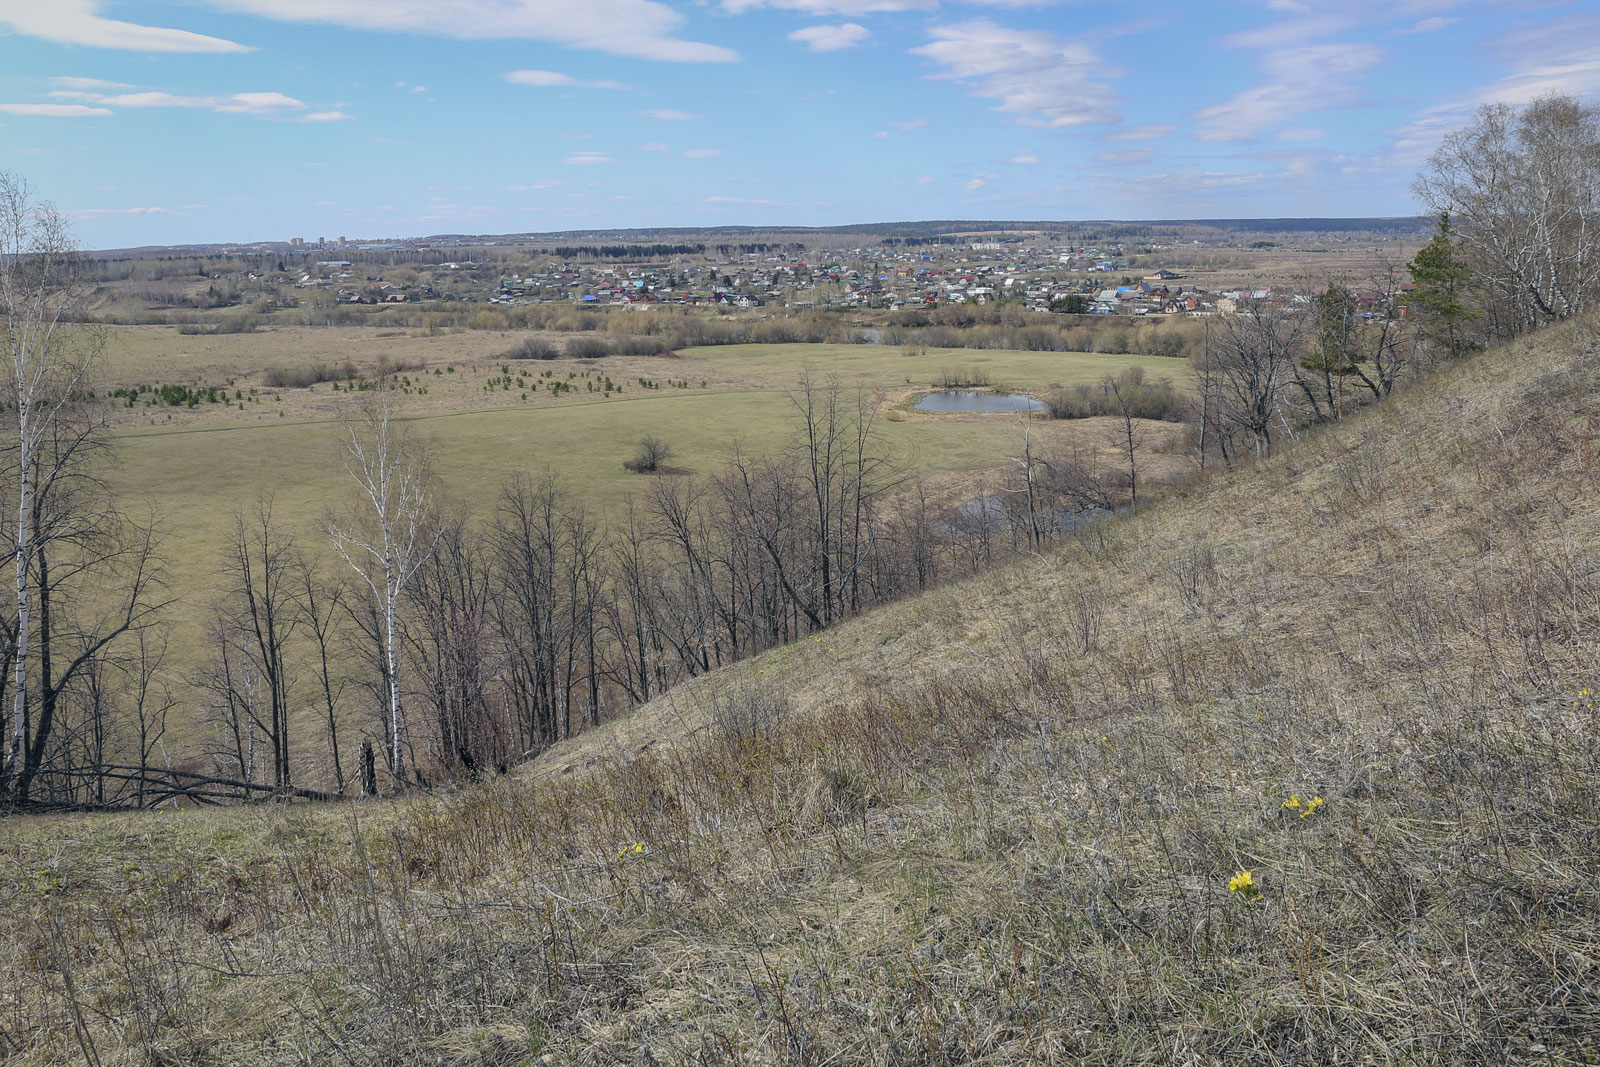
[1,0,1597,249]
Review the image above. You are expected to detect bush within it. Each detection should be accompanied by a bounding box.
[1045,367,1188,422]
[262,361,358,388]
[622,435,673,473]
[566,336,613,359]
[504,338,559,360]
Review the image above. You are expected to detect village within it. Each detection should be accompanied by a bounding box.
[248,230,1419,322]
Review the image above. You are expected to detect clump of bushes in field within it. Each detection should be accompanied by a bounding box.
[566,336,614,359]
[503,338,559,360]
[262,361,359,388]
[1044,366,1187,422]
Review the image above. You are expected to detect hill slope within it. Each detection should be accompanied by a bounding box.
[5,321,1599,1065]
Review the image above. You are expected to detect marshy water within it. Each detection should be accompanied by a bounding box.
[914,390,1045,413]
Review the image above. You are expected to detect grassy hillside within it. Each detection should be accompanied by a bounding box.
[5,320,1598,1064]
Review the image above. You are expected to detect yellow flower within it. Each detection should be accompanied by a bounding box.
[1282,795,1302,809]
[1228,869,1259,900]
[1299,796,1324,818]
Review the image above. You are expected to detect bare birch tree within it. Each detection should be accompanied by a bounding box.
[327,387,435,789]
[1414,93,1600,329]
[0,172,98,801]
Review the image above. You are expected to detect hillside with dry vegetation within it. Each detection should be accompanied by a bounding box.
[4,295,1598,1063]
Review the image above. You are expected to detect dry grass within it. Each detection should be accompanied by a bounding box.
[3,319,1598,1064]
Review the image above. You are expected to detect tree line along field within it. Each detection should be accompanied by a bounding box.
[97,325,1192,767]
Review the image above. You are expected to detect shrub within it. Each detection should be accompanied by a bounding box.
[504,338,559,360]
[566,336,613,359]
[622,435,673,473]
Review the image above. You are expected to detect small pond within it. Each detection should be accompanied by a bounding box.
[914,390,1045,414]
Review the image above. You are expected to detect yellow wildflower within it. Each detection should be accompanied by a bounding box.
[1282,795,1302,809]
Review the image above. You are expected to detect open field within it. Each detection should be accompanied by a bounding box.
[93,326,1191,753]
[6,315,1596,1064]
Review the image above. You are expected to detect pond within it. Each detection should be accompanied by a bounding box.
[914,390,1046,414]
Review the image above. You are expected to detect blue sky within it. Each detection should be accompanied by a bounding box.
[1,0,1597,248]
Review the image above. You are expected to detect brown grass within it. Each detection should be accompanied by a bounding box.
[3,319,1598,1064]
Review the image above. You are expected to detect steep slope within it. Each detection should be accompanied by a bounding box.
[5,321,1599,1065]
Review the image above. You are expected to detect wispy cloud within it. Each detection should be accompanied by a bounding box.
[197,0,737,63]
[49,76,138,91]
[1191,42,1381,141]
[43,85,350,122]
[1093,147,1153,165]
[503,70,625,89]
[639,108,702,120]
[723,0,931,14]
[70,206,182,217]
[562,152,613,165]
[0,0,250,52]
[1104,123,1174,142]
[1392,17,1458,36]
[912,19,1120,127]
[788,23,870,52]
[0,103,111,117]
[682,147,724,157]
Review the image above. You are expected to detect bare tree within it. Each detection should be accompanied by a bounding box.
[327,387,436,789]
[294,558,349,795]
[0,172,100,801]
[211,500,299,788]
[1414,93,1600,330]
[1209,300,1307,459]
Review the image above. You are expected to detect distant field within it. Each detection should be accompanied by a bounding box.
[94,326,1189,747]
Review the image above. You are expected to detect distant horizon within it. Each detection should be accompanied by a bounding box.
[81,215,1436,256]
[4,0,1595,249]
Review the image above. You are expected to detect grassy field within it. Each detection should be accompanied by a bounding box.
[100,326,1186,563]
[5,316,1595,1064]
[94,326,1188,750]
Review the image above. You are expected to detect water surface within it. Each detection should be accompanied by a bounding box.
[914,390,1045,413]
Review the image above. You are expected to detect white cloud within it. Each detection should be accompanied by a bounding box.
[1010,153,1039,164]
[412,85,429,93]
[70,206,180,217]
[724,0,931,14]
[874,130,890,139]
[1191,41,1381,141]
[965,177,988,190]
[1479,14,1600,105]
[682,147,724,157]
[788,23,870,52]
[49,76,138,91]
[198,0,737,62]
[915,175,934,184]
[639,141,669,151]
[639,108,702,120]
[0,0,250,52]
[562,152,613,164]
[34,85,351,121]
[1392,16,1458,35]
[1094,147,1152,165]
[0,103,111,117]
[911,19,1120,127]
[891,117,928,131]
[504,69,624,89]
[1104,123,1175,142]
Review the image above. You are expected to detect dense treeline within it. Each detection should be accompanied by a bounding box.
[549,244,705,259]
